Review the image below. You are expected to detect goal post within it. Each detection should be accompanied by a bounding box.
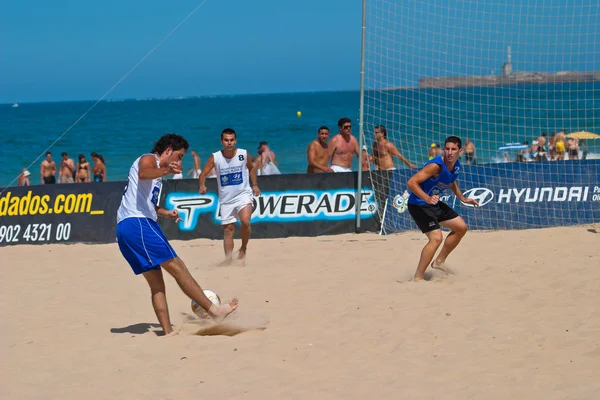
[358,0,600,233]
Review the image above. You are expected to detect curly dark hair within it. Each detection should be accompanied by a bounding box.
[151,133,189,154]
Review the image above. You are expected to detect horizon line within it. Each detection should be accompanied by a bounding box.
[1,87,369,106]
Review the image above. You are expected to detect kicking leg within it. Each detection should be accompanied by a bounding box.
[433,216,468,269]
[236,204,252,261]
[161,257,239,323]
[414,229,443,281]
[222,223,235,265]
[142,269,172,335]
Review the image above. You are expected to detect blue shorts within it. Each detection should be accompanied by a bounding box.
[116,217,178,275]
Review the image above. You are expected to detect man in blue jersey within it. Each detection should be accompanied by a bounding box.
[116,133,239,335]
[406,136,479,281]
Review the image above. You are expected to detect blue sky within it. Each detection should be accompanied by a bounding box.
[1,0,598,103]
[0,0,362,103]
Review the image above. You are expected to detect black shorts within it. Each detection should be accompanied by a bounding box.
[407,202,459,233]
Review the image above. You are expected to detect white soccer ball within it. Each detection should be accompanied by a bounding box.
[191,290,221,319]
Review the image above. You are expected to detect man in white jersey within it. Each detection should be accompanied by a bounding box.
[199,128,261,265]
[116,133,239,336]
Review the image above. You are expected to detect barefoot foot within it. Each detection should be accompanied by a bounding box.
[209,298,239,324]
[431,261,453,274]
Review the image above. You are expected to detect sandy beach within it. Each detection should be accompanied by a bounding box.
[2,225,600,399]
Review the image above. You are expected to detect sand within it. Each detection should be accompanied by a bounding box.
[2,225,600,399]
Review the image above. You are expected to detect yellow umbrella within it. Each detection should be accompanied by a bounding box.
[566,131,600,140]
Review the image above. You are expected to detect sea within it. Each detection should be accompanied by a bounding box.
[2,82,599,188]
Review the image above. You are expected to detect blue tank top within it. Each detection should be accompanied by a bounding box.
[407,156,461,206]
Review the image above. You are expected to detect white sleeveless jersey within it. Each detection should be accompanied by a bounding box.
[213,148,252,205]
[117,154,162,223]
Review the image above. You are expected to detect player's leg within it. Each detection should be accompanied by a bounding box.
[236,204,252,260]
[141,269,172,334]
[222,223,235,263]
[414,229,443,280]
[161,256,239,323]
[434,216,468,267]
[407,205,443,280]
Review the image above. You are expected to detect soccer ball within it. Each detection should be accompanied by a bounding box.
[191,290,221,319]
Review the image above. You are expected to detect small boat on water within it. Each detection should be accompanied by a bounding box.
[12,103,19,108]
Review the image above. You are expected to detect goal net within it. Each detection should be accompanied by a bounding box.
[360,0,600,233]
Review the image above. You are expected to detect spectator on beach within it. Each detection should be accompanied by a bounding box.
[91,152,106,182]
[329,117,359,172]
[306,126,334,173]
[257,141,281,175]
[362,146,370,171]
[555,130,566,160]
[58,152,75,184]
[548,132,556,160]
[76,154,91,183]
[537,132,547,152]
[464,139,477,165]
[567,137,579,160]
[187,150,201,179]
[521,141,532,161]
[18,169,31,187]
[40,151,56,184]
[370,125,416,170]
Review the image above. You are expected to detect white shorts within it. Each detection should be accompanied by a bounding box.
[331,165,352,173]
[192,169,201,179]
[219,199,253,225]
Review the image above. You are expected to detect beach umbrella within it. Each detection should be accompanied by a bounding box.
[566,131,600,140]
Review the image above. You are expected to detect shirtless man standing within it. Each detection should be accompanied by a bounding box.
[464,139,477,165]
[306,126,334,173]
[328,117,359,172]
[187,150,201,179]
[58,152,75,184]
[40,152,57,184]
[370,125,416,170]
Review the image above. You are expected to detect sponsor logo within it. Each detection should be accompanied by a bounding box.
[496,186,591,203]
[165,193,217,230]
[0,190,104,217]
[392,190,409,214]
[461,187,494,207]
[167,189,378,231]
[249,190,377,223]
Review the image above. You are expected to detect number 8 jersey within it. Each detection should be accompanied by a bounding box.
[213,149,252,205]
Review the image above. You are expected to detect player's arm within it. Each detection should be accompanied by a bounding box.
[40,163,44,184]
[198,155,215,194]
[138,155,177,180]
[450,181,479,207]
[389,143,417,168]
[246,153,260,195]
[407,163,441,204]
[307,143,332,172]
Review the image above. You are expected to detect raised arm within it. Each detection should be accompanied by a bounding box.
[138,154,178,180]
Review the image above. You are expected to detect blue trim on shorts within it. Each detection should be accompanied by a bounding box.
[116,217,177,275]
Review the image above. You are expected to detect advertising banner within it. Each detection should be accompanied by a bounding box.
[158,172,380,240]
[382,160,600,233]
[0,182,124,246]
